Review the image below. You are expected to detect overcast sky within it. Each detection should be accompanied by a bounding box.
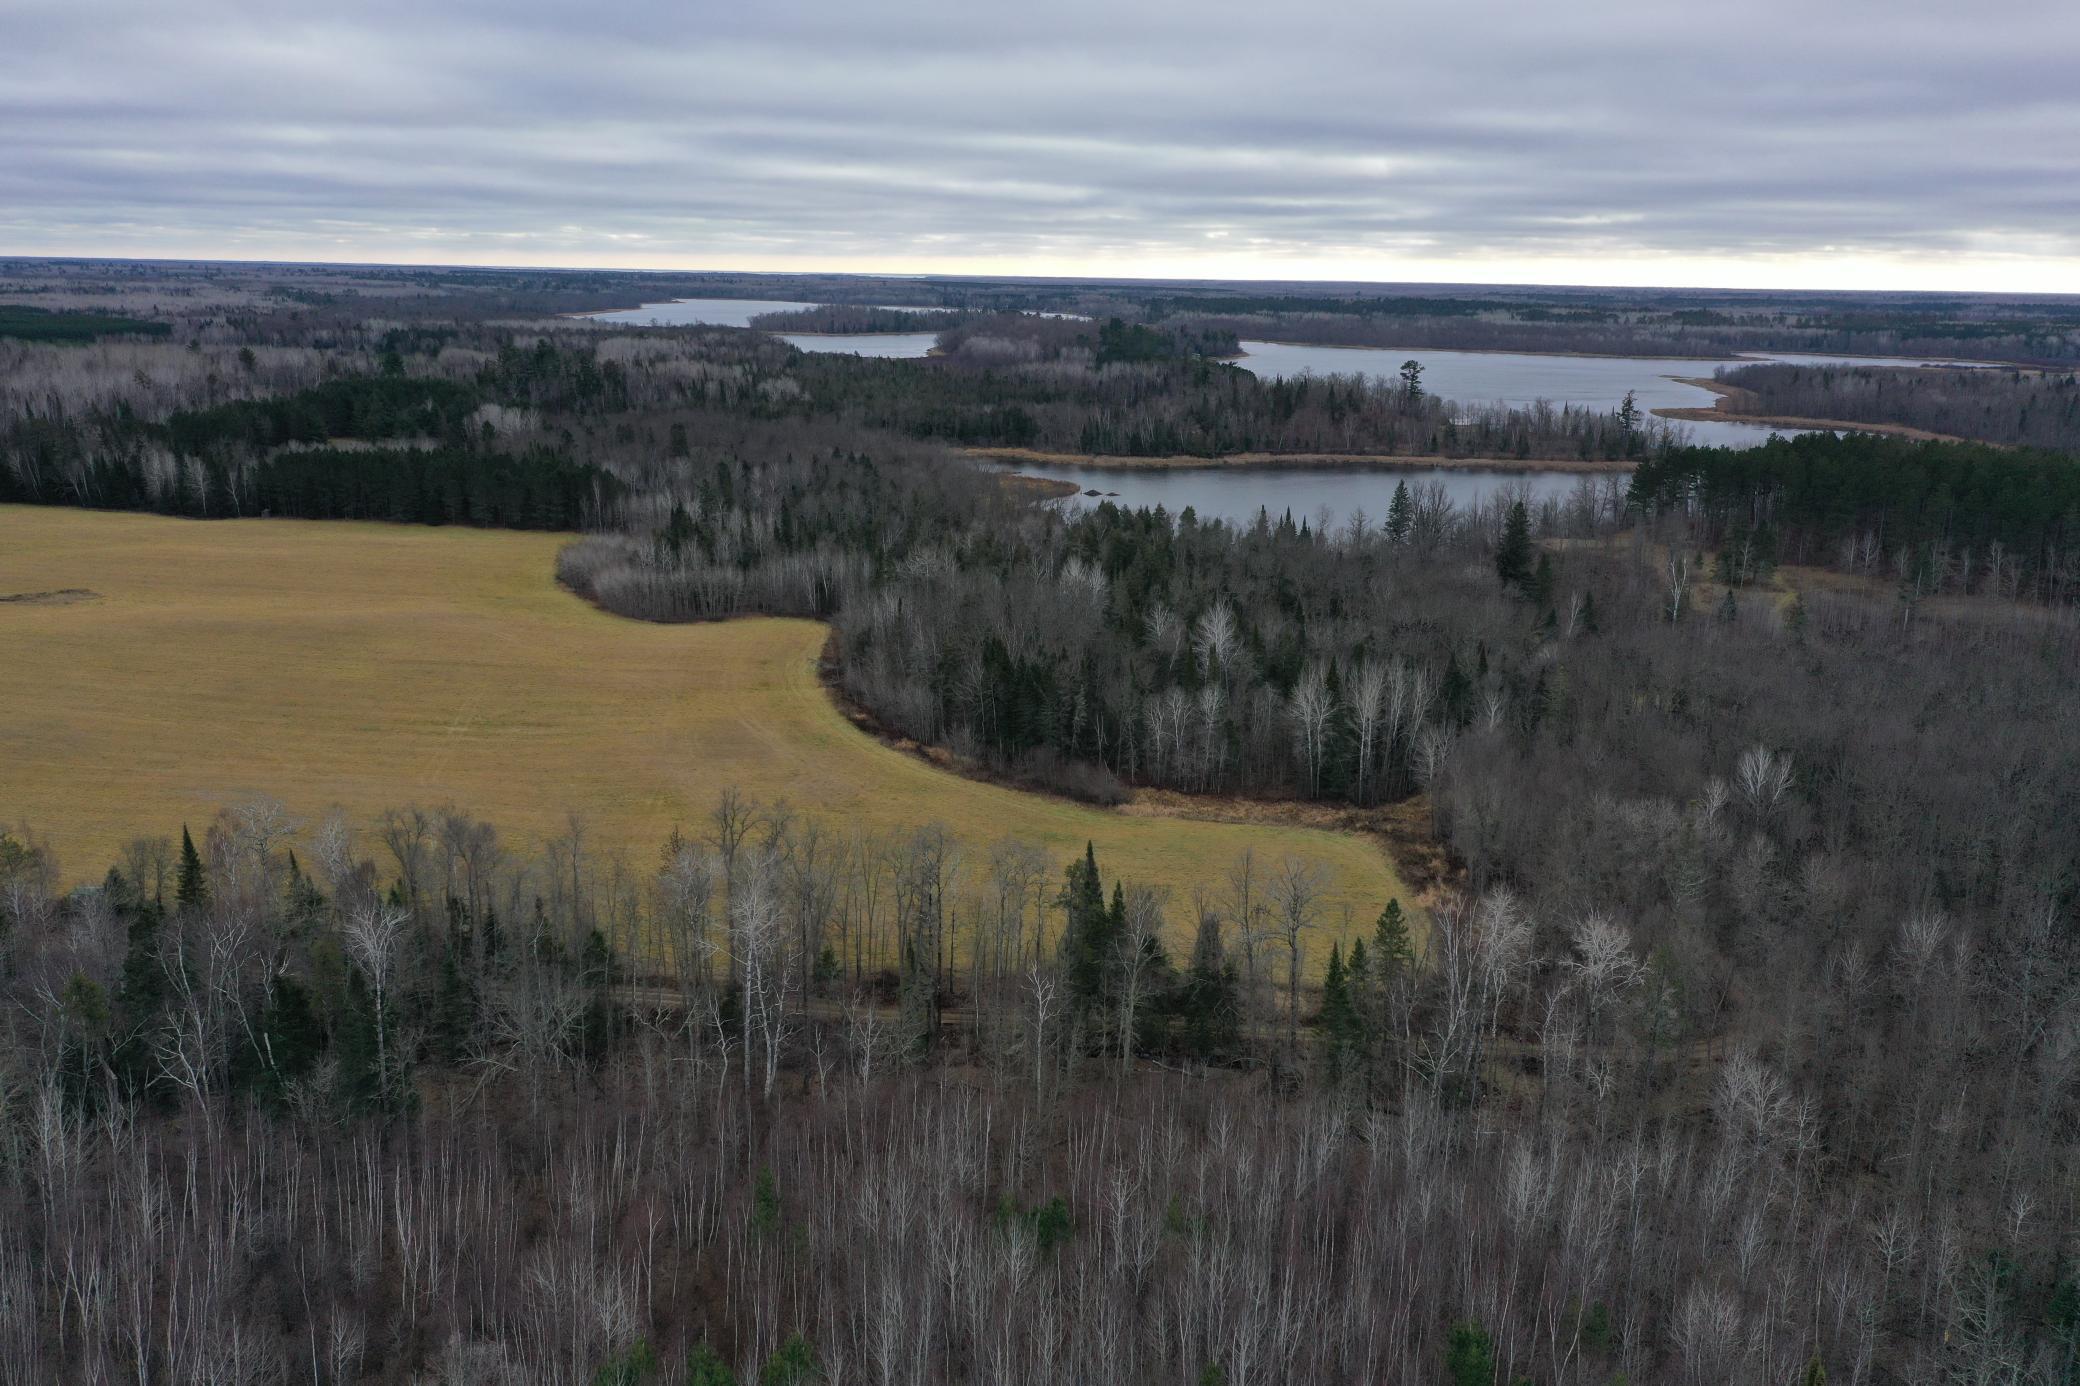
[5,0,2078,291]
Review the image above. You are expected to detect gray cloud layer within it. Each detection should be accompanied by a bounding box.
[5,0,2078,288]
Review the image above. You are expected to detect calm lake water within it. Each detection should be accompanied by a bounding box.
[1016,462,1609,528]
[584,297,817,328]
[1233,341,1812,449]
[580,298,942,356]
[777,331,940,358]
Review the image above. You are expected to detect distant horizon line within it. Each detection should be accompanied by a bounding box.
[6,250,2080,301]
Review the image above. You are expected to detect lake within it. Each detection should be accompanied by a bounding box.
[774,331,940,358]
[1233,340,1810,449]
[583,297,818,328]
[1014,461,1611,528]
[579,297,942,357]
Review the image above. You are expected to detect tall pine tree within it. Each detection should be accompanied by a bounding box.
[1057,843,1115,1018]
[1495,500,1533,589]
[1386,480,1413,541]
[175,825,209,913]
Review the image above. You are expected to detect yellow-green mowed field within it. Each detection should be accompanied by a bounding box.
[0,505,1407,961]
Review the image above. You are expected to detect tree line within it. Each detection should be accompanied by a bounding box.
[0,303,172,343]
[1715,362,2080,452]
[1122,290,2080,364]
[1629,431,2080,601]
[0,360,625,527]
[4,282,2079,1381]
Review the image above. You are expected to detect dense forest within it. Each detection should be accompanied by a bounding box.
[0,303,172,343]
[0,371,623,528]
[1712,362,2080,451]
[1119,290,2080,365]
[7,516,2079,1381]
[2,261,2079,1383]
[1629,433,2080,601]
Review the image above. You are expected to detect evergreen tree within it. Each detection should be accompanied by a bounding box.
[1529,551,1556,609]
[591,1340,659,1386]
[1373,899,1414,975]
[1495,501,1533,589]
[751,1167,782,1237]
[1386,479,1413,541]
[429,941,476,1065]
[1319,943,1359,1081]
[1179,912,1241,1060]
[684,1345,737,1386]
[285,849,327,925]
[1446,1320,1497,1386]
[759,1333,817,1386]
[1056,843,1115,1017]
[175,825,209,913]
[1616,388,1642,443]
[235,976,324,1104]
[899,936,937,1057]
[1440,653,1473,729]
[58,973,112,1101]
[116,890,167,1019]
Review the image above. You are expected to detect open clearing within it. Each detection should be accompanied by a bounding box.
[0,506,1405,958]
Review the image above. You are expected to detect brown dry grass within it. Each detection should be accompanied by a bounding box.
[0,506,1410,960]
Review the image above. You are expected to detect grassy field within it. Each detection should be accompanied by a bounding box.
[0,506,1408,961]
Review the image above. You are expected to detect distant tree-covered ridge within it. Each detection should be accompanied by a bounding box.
[0,303,171,342]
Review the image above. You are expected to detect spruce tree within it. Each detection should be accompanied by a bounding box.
[1056,843,1115,1017]
[1495,501,1533,589]
[1373,899,1414,976]
[1530,551,1556,609]
[175,825,209,913]
[1182,912,1240,1060]
[1320,943,1359,1081]
[1386,480,1413,541]
[1446,1320,1497,1386]
[684,1345,736,1386]
[1440,653,1473,729]
[759,1333,817,1386]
